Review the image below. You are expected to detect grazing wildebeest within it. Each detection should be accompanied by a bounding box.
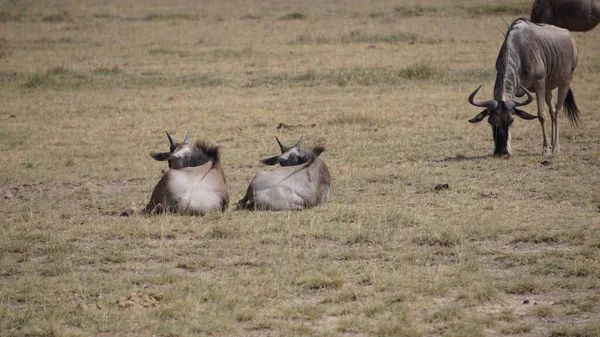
[143,131,229,215]
[468,18,580,156]
[237,137,331,211]
[531,0,600,31]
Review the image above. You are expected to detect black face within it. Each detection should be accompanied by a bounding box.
[260,148,310,166]
[487,103,514,157]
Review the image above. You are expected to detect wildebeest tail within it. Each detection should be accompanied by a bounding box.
[564,89,580,127]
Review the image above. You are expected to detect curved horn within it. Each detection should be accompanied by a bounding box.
[183,130,191,144]
[294,135,303,148]
[512,85,534,107]
[275,137,286,153]
[166,131,176,149]
[468,85,498,109]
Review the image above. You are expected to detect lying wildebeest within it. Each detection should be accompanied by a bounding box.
[143,131,229,215]
[531,0,600,31]
[468,18,580,156]
[237,137,331,211]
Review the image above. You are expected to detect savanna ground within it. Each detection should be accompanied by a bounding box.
[1,0,600,336]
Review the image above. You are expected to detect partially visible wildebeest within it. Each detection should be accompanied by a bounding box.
[468,18,580,156]
[531,0,600,31]
[143,131,229,215]
[237,137,331,211]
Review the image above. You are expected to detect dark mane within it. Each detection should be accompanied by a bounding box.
[310,145,325,158]
[495,18,532,100]
[304,145,326,167]
[193,140,221,163]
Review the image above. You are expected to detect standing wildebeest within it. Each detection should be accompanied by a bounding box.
[143,131,229,215]
[531,0,600,31]
[237,137,331,211]
[468,18,580,156]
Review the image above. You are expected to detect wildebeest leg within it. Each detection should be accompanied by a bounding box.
[544,90,556,154]
[553,85,570,155]
[151,203,166,214]
[236,196,251,210]
[142,202,155,215]
[535,86,551,155]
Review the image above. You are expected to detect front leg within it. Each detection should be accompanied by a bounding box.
[536,87,551,155]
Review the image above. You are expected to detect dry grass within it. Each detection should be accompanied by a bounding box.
[1,0,600,336]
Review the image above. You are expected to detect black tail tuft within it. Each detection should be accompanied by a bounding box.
[564,89,580,127]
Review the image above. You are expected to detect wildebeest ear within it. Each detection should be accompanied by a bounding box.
[468,110,489,123]
[260,156,279,166]
[513,108,537,120]
[150,151,171,161]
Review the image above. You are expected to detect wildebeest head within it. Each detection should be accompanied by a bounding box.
[260,136,315,166]
[150,131,219,169]
[468,85,537,157]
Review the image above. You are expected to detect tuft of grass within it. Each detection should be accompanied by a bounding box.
[21,66,91,88]
[394,5,439,17]
[429,306,464,322]
[239,13,265,20]
[328,113,376,126]
[91,66,122,75]
[92,13,121,20]
[532,305,554,318]
[399,62,439,80]
[0,11,24,22]
[511,232,562,244]
[141,13,199,21]
[292,30,439,45]
[504,278,549,295]
[463,2,530,15]
[209,47,253,59]
[550,324,600,337]
[295,273,344,290]
[497,309,518,322]
[339,30,436,45]
[501,324,533,334]
[412,231,461,247]
[456,283,502,305]
[279,12,306,20]
[21,72,52,88]
[41,11,71,22]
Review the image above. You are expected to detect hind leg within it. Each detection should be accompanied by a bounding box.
[544,90,556,154]
[553,85,570,155]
